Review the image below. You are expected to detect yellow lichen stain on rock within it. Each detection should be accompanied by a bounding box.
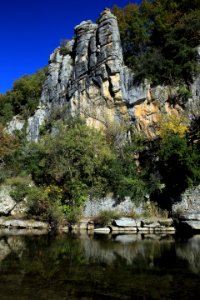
[134,100,161,139]
[114,90,123,103]
[102,81,113,104]
[134,97,188,139]
[110,74,120,91]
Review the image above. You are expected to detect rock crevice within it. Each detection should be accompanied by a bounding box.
[24,8,200,141]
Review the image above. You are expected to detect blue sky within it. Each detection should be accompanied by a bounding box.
[0,0,141,94]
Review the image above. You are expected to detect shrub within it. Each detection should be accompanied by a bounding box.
[112,1,200,85]
[0,67,47,124]
[60,47,71,56]
[158,133,200,196]
[142,201,168,219]
[94,210,121,226]
[6,176,31,203]
[158,112,189,138]
[26,186,52,221]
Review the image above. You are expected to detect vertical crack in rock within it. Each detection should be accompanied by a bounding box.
[26,9,200,141]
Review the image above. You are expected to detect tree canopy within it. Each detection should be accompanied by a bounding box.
[0,67,47,125]
[112,0,200,85]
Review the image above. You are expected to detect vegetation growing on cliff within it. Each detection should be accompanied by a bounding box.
[0,0,200,224]
[112,0,200,85]
[0,67,47,125]
[0,111,200,223]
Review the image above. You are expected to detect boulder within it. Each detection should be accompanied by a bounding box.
[94,227,110,234]
[113,217,137,227]
[179,213,200,221]
[0,218,49,230]
[10,200,28,217]
[110,226,137,233]
[0,186,16,215]
[172,185,200,214]
[181,221,200,231]
[174,213,200,232]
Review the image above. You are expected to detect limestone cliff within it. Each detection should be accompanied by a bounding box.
[25,8,200,141]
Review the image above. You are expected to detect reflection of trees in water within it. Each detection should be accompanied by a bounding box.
[0,235,25,263]
[0,233,199,299]
[81,234,174,268]
[0,233,175,271]
[176,235,200,274]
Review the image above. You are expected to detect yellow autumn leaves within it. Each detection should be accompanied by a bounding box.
[158,111,189,138]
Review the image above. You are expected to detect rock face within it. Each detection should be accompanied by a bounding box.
[24,9,157,140]
[5,9,198,140]
[83,196,143,217]
[0,218,49,230]
[0,185,28,217]
[176,235,200,274]
[172,184,200,214]
[111,217,175,233]
[0,186,16,215]
[7,116,25,134]
[174,213,200,232]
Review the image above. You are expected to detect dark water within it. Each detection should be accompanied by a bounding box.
[0,231,200,300]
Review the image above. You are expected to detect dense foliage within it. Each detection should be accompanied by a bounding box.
[112,0,200,85]
[1,112,200,222]
[0,67,47,125]
[0,0,200,224]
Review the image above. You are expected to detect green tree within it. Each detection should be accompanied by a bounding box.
[0,123,18,160]
[158,133,200,196]
[0,67,47,125]
[21,118,114,219]
[113,0,200,85]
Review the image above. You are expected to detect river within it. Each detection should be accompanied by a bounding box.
[0,231,200,300]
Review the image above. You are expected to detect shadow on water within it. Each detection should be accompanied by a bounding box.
[0,230,200,299]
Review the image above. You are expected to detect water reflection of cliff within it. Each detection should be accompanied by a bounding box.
[0,231,200,299]
[0,231,200,274]
[81,234,174,267]
[176,235,200,274]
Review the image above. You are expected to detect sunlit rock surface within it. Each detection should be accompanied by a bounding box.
[0,186,16,215]
[172,184,200,214]
[26,9,200,141]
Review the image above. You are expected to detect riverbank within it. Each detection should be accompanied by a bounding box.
[1,213,200,235]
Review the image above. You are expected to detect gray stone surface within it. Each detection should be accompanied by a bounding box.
[154,227,175,232]
[179,213,200,221]
[172,185,200,214]
[113,217,137,227]
[26,8,151,141]
[22,8,199,142]
[26,108,48,141]
[83,196,144,217]
[174,212,200,232]
[5,11,199,143]
[7,116,25,134]
[0,218,49,229]
[10,200,28,217]
[94,227,110,234]
[181,221,200,230]
[0,186,16,215]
